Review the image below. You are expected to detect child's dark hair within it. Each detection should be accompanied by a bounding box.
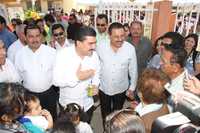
[24,94,39,113]
[59,103,84,124]
[52,116,76,133]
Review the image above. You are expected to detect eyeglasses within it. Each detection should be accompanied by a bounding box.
[53,32,64,37]
[97,23,106,27]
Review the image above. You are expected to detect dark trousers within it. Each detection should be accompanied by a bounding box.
[59,104,94,124]
[26,86,59,120]
[99,90,126,126]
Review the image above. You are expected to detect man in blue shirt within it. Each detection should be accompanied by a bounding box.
[0,15,17,50]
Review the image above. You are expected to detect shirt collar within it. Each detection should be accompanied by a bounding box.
[135,102,163,116]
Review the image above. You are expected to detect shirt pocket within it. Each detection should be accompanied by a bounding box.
[39,62,53,72]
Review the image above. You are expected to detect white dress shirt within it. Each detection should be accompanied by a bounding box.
[165,70,187,95]
[135,102,163,116]
[0,58,20,83]
[96,31,109,46]
[15,45,56,93]
[53,45,100,111]
[7,39,25,63]
[55,39,73,50]
[96,40,138,95]
[76,121,93,133]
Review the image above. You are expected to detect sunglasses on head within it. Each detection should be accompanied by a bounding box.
[53,32,64,37]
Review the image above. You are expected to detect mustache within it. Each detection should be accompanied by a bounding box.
[116,41,123,43]
[32,41,39,44]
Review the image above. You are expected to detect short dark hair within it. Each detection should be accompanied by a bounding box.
[69,14,77,21]
[24,94,39,113]
[75,26,96,42]
[123,23,129,28]
[24,24,41,36]
[52,23,65,33]
[23,18,35,26]
[96,14,108,24]
[108,22,124,35]
[59,103,84,124]
[35,18,43,24]
[162,32,184,48]
[11,18,22,25]
[130,21,143,28]
[0,83,25,121]
[44,14,55,24]
[0,15,6,25]
[52,118,76,133]
[164,43,187,68]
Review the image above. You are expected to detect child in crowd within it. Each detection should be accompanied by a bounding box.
[60,103,93,133]
[24,94,53,131]
[52,116,76,133]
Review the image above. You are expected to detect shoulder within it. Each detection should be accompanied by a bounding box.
[5,58,14,66]
[8,40,18,49]
[41,44,56,52]
[92,51,99,59]
[77,121,92,130]
[123,41,136,52]
[56,45,74,59]
[15,46,28,57]
[141,36,152,45]
[96,39,109,52]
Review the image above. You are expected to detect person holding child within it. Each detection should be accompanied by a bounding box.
[24,94,53,131]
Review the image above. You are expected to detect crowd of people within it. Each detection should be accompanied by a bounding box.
[0,8,200,133]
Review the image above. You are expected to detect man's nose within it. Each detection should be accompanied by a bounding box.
[91,44,96,49]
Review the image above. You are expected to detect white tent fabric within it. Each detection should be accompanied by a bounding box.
[76,0,200,5]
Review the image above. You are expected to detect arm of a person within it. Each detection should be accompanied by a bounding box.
[14,52,24,84]
[194,53,200,75]
[7,59,21,83]
[7,45,14,63]
[91,53,100,87]
[41,109,53,129]
[195,63,200,76]
[128,47,138,91]
[184,76,200,95]
[127,47,138,100]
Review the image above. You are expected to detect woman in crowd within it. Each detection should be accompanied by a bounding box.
[184,34,200,76]
[59,103,93,133]
[0,83,45,133]
[0,83,27,132]
[135,68,170,133]
[24,94,53,131]
[147,36,164,69]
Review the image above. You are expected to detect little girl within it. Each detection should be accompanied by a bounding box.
[24,94,53,131]
[60,103,93,133]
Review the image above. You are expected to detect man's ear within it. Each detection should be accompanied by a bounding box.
[76,40,82,46]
